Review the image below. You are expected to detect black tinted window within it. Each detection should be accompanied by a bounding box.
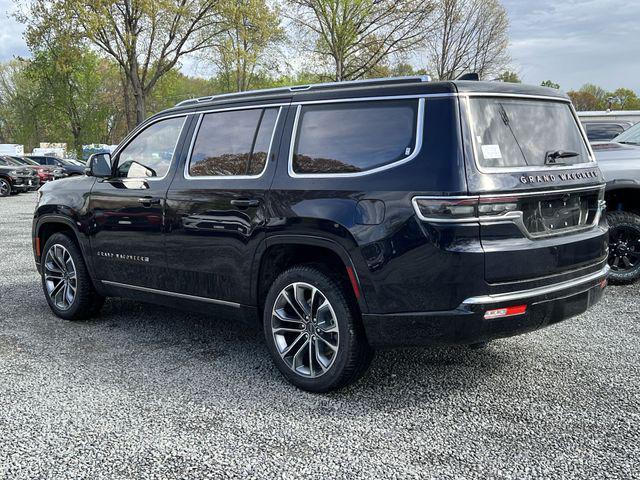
[189,108,279,177]
[292,100,418,174]
[585,123,624,141]
[469,98,591,168]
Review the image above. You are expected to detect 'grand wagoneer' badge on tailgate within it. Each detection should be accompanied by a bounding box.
[520,169,599,184]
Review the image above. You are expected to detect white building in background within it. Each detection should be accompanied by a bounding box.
[0,144,24,156]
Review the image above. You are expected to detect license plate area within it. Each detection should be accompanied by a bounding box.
[519,191,600,238]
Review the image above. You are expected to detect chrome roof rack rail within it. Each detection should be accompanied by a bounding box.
[175,75,432,107]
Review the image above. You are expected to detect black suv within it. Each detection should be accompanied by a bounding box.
[33,77,609,392]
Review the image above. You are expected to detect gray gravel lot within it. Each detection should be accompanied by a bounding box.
[0,192,638,479]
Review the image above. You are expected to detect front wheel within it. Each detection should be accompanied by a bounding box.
[607,211,640,284]
[263,265,373,392]
[0,178,10,197]
[41,233,105,320]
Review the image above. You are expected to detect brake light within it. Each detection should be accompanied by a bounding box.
[484,304,527,319]
[412,196,519,221]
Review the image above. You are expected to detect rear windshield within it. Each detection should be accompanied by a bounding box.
[468,98,591,169]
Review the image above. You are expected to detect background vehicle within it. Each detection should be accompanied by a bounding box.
[581,120,635,142]
[9,156,65,183]
[0,156,39,192]
[33,78,608,391]
[27,155,85,176]
[592,122,640,283]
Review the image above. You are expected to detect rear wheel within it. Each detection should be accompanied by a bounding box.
[606,211,640,284]
[263,265,373,392]
[41,233,105,320]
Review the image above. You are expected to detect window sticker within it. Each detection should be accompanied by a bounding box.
[481,144,502,159]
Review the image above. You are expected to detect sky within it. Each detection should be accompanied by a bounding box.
[1,0,639,93]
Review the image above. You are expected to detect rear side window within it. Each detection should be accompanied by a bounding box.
[188,107,279,177]
[468,98,591,169]
[585,123,624,141]
[292,100,419,175]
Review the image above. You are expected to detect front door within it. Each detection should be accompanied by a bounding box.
[164,103,287,306]
[88,114,190,289]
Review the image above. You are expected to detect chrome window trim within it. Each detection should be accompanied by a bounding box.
[461,264,609,305]
[101,280,241,308]
[461,94,597,174]
[111,115,188,182]
[288,97,425,178]
[184,106,282,180]
[412,185,606,239]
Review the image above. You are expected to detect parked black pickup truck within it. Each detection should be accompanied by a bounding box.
[33,77,609,391]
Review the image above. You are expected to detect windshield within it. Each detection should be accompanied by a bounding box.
[612,122,640,145]
[468,98,591,169]
[15,157,39,166]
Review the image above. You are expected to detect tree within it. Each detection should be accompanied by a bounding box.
[211,0,285,92]
[287,0,436,81]
[27,42,118,156]
[24,0,223,124]
[541,80,560,89]
[567,91,600,111]
[609,88,640,110]
[497,70,520,83]
[426,0,509,80]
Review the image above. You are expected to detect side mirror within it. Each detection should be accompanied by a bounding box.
[86,152,112,177]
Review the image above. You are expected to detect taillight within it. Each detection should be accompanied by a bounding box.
[412,196,520,221]
[412,198,477,220]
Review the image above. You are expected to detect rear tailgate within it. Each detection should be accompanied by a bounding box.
[460,94,608,284]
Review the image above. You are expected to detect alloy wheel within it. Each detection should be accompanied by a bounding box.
[270,282,339,378]
[608,225,640,272]
[0,179,9,197]
[44,244,77,311]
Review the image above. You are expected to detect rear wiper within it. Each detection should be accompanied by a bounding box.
[544,150,579,166]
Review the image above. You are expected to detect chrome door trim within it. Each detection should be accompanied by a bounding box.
[101,280,242,308]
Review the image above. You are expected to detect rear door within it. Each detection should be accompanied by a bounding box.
[164,102,288,306]
[88,114,190,289]
[460,95,608,284]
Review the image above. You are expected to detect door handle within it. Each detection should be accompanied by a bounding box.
[138,197,161,207]
[230,198,260,208]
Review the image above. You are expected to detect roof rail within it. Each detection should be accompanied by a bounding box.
[175,75,432,107]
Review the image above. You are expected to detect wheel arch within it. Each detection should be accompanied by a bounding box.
[605,183,640,216]
[34,215,91,270]
[252,235,368,320]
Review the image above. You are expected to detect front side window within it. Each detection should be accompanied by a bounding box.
[292,100,419,175]
[188,107,279,177]
[468,98,591,169]
[116,116,185,179]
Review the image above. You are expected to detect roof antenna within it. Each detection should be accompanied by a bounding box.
[457,72,480,81]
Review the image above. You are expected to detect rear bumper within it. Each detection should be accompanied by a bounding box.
[362,265,609,348]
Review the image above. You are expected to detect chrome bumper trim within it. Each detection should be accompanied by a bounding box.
[462,265,609,305]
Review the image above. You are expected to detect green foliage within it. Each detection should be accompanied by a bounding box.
[541,80,560,89]
[497,71,521,83]
[567,84,640,111]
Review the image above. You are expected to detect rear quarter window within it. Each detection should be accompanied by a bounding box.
[291,99,420,175]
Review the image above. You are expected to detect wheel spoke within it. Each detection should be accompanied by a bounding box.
[280,332,305,357]
[273,308,304,325]
[273,326,304,334]
[307,340,314,377]
[316,331,338,352]
[283,290,306,320]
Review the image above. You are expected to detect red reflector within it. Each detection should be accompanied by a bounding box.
[484,304,527,319]
[35,237,41,257]
[346,266,361,300]
[599,278,607,289]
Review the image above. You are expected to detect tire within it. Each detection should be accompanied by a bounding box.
[0,178,10,197]
[606,211,640,284]
[41,233,105,320]
[263,265,373,392]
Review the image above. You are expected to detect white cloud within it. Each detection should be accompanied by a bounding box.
[0,0,28,61]
[502,0,640,92]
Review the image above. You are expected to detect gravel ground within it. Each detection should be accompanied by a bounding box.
[0,192,638,479]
